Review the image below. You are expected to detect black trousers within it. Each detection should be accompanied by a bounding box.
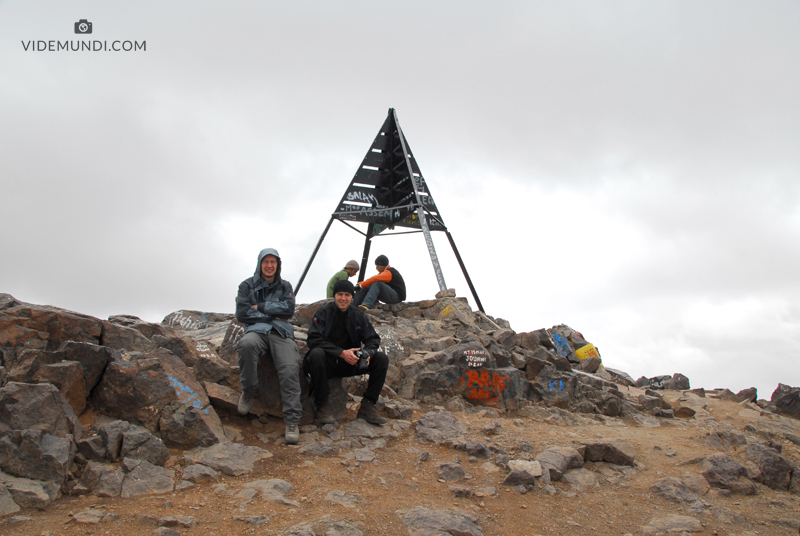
[303,347,389,405]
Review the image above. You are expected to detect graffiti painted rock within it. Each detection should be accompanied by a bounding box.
[91,352,226,447]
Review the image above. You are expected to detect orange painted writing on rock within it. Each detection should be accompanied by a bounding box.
[459,369,510,407]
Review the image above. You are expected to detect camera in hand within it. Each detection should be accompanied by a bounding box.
[354,348,374,373]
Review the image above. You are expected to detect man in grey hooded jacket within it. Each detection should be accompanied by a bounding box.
[235,248,302,445]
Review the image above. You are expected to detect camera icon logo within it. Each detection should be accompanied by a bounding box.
[74,19,92,34]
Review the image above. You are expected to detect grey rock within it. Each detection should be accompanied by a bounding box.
[642,515,703,534]
[284,522,317,536]
[0,382,82,438]
[581,439,635,466]
[158,515,197,528]
[72,507,106,524]
[535,446,584,481]
[56,341,112,391]
[35,361,87,415]
[449,485,472,497]
[77,434,106,462]
[396,507,483,536]
[325,521,364,536]
[705,430,747,451]
[771,383,800,419]
[756,448,794,491]
[502,469,536,487]
[701,453,757,495]
[121,459,175,498]
[122,425,170,466]
[437,462,466,482]
[181,464,218,483]
[153,527,181,536]
[234,515,270,526]
[562,468,599,490]
[243,479,295,504]
[0,429,75,483]
[185,441,273,476]
[0,472,59,509]
[80,461,124,497]
[299,441,335,457]
[414,410,467,444]
[651,477,699,503]
[0,483,20,515]
[325,489,364,507]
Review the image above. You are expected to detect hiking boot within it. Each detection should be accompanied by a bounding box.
[358,305,369,311]
[356,398,387,425]
[237,392,254,415]
[316,397,338,425]
[285,424,300,445]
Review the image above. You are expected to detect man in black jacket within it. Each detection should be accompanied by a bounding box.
[303,280,389,425]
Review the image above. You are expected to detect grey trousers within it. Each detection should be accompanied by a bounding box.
[237,330,302,426]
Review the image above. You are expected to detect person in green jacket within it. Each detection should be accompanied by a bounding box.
[326,260,360,298]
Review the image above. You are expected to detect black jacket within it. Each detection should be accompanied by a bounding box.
[306,302,381,358]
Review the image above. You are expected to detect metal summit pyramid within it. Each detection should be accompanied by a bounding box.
[295,108,484,312]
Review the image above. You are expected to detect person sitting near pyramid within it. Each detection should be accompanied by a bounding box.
[304,280,389,425]
[326,259,360,298]
[352,254,406,311]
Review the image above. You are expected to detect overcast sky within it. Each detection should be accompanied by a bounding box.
[2,1,798,400]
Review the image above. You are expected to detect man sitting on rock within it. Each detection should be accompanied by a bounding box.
[353,254,406,311]
[304,280,389,425]
[235,248,302,445]
[326,259,359,298]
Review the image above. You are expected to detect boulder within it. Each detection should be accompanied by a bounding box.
[91,352,226,447]
[396,507,483,536]
[771,383,800,419]
[80,461,124,497]
[100,320,152,352]
[702,453,757,495]
[0,429,75,483]
[35,361,87,415]
[0,382,81,438]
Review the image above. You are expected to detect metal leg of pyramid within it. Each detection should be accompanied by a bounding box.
[294,217,333,297]
[357,225,374,283]
[417,207,447,292]
[446,230,484,313]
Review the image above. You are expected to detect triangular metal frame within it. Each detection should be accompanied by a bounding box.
[295,108,484,313]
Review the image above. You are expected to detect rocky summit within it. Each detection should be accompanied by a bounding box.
[0,290,799,535]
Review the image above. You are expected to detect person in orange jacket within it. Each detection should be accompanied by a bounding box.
[353,254,406,310]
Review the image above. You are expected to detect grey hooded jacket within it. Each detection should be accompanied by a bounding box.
[235,248,295,339]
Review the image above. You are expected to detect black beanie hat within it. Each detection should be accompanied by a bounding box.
[332,280,355,296]
[375,254,389,267]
